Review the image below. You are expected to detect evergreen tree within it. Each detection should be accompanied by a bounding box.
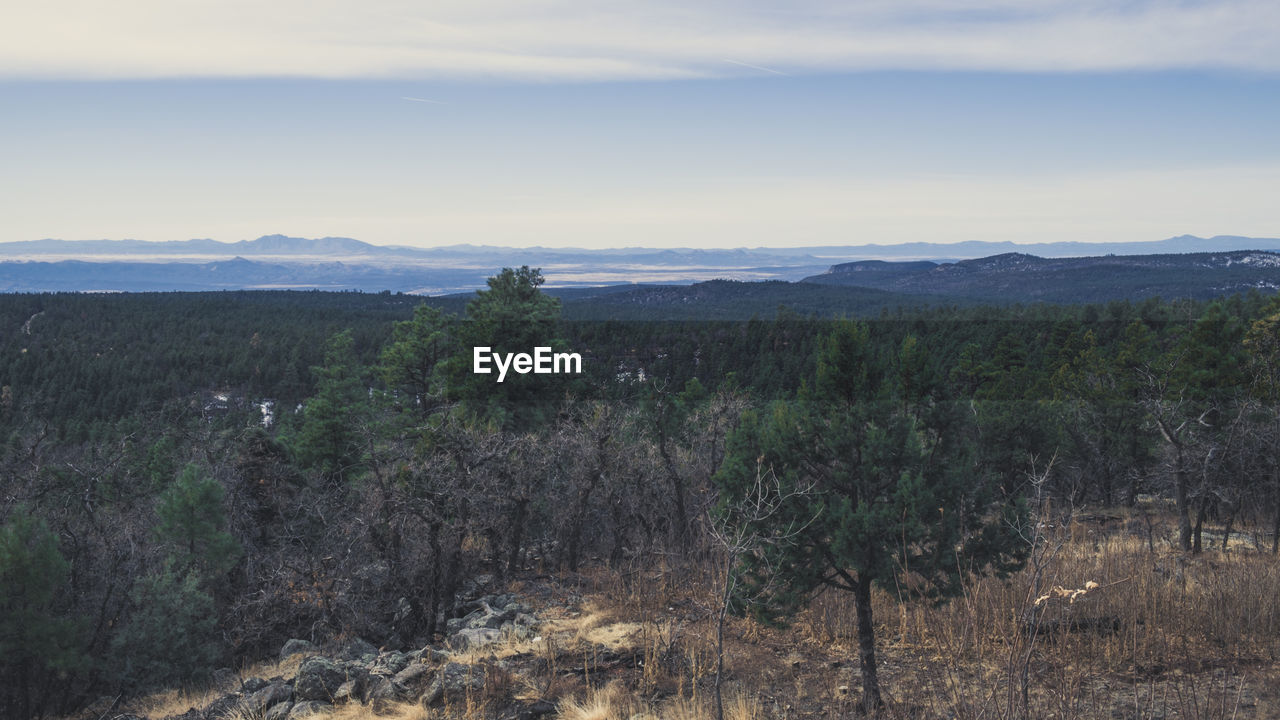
[715,321,1026,714]
[0,513,85,719]
[295,330,368,478]
[380,304,454,417]
[447,267,566,430]
[154,464,240,578]
[111,567,219,691]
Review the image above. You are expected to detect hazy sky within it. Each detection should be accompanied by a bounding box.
[3,1,1278,249]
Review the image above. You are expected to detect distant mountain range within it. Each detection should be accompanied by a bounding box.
[2,235,1279,307]
[802,250,1280,304]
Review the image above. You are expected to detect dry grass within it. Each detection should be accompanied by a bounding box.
[93,508,1280,720]
[115,652,308,719]
[558,682,637,720]
[555,682,764,720]
[124,685,231,720]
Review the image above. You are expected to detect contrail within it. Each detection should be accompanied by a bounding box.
[722,59,788,76]
[401,96,449,104]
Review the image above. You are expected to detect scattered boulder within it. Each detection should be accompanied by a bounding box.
[424,647,453,664]
[294,657,349,702]
[366,676,406,713]
[159,589,541,718]
[280,638,318,661]
[241,676,271,694]
[338,637,378,662]
[333,679,362,705]
[393,662,434,694]
[370,650,411,676]
[421,662,488,707]
[244,682,293,715]
[202,693,245,720]
[450,627,502,651]
[287,700,332,718]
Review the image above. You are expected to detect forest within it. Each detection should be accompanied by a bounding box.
[3,268,1280,720]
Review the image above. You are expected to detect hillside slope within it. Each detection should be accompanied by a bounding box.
[803,250,1280,303]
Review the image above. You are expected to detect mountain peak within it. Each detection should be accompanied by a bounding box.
[242,235,377,254]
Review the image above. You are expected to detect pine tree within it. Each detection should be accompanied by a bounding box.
[447,267,565,430]
[715,321,1026,714]
[380,304,453,417]
[295,329,368,477]
[154,464,240,578]
[0,513,85,719]
[111,566,219,691]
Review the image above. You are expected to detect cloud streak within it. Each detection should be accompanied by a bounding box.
[722,59,788,76]
[4,1,1279,80]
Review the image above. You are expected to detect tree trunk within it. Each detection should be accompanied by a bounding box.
[1272,493,1280,555]
[1192,497,1206,555]
[853,574,883,715]
[659,443,689,553]
[565,471,603,572]
[714,552,733,720]
[506,497,530,579]
[1273,470,1280,554]
[426,520,443,638]
[1175,447,1192,551]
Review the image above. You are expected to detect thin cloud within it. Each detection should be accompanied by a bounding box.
[401,96,449,104]
[3,1,1279,80]
[722,59,788,76]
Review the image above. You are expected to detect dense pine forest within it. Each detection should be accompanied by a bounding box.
[4,270,1280,719]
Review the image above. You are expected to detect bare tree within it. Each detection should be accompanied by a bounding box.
[706,460,816,720]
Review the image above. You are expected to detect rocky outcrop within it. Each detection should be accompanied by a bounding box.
[152,589,539,720]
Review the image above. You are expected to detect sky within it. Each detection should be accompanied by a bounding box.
[2,0,1279,249]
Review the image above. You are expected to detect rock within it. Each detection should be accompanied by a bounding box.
[366,675,401,701]
[425,647,453,663]
[339,637,379,662]
[333,679,361,704]
[280,638,318,661]
[393,662,433,693]
[244,682,293,715]
[371,650,410,676]
[241,676,271,693]
[287,700,332,718]
[502,621,535,641]
[459,607,489,630]
[513,612,537,628]
[450,627,502,651]
[294,657,349,702]
[265,702,293,720]
[202,693,244,719]
[482,611,515,630]
[421,662,488,707]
